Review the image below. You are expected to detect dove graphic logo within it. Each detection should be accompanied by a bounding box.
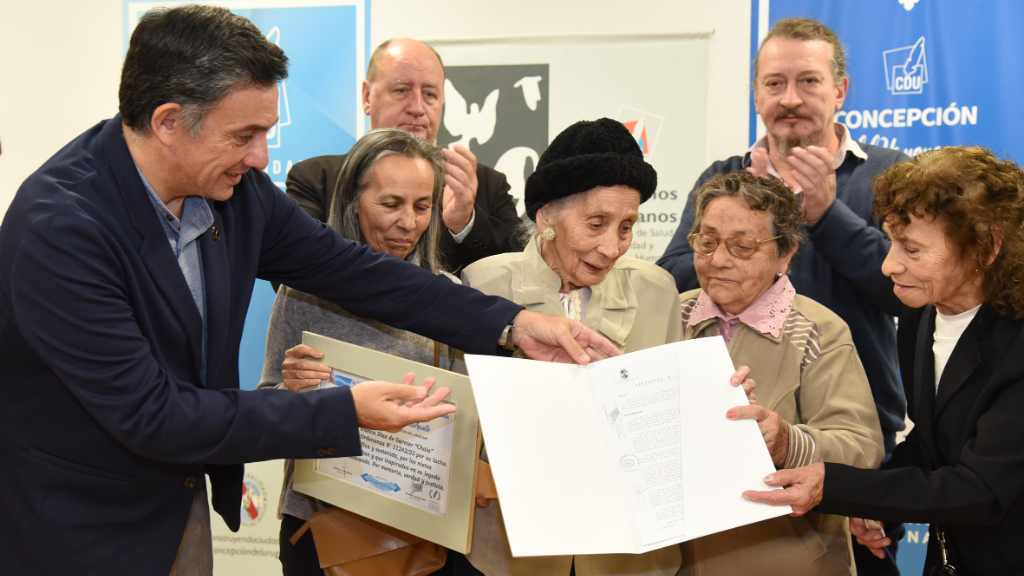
[438,65,549,220]
[443,79,500,150]
[514,76,543,111]
[264,26,291,148]
[883,37,929,95]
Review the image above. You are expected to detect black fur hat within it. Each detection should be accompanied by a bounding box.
[524,118,657,220]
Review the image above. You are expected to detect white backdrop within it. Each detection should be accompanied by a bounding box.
[434,35,711,262]
[0,0,751,217]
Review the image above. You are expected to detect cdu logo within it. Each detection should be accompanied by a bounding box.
[883,37,929,95]
[437,65,549,219]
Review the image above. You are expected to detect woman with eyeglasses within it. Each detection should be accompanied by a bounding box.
[676,170,884,576]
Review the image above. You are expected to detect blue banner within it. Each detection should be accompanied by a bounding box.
[760,0,1024,162]
[230,3,370,391]
[751,2,1024,572]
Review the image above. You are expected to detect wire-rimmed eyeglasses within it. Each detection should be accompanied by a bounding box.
[687,233,781,259]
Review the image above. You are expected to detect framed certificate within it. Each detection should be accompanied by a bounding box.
[293,332,482,553]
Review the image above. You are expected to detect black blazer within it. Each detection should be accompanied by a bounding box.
[820,304,1024,574]
[0,117,521,575]
[286,153,520,273]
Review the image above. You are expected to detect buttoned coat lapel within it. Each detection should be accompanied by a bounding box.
[586,266,637,350]
[511,240,562,314]
[911,305,942,468]
[199,206,230,390]
[100,119,206,385]
[515,238,636,351]
[934,307,988,420]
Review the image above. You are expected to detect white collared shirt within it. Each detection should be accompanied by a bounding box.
[934,305,982,393]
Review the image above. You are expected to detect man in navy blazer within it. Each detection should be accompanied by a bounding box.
[0,6,616,575]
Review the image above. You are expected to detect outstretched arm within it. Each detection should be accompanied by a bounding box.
[351,373,456,433]
[514,310,621,364]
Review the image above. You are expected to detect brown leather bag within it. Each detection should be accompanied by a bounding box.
[291,505,446,576]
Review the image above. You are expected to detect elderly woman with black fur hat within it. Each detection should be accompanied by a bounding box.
[461,118,684,576]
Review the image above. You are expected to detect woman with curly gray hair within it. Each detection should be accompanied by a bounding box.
[678,170,883,576]
[745,146,1024,575]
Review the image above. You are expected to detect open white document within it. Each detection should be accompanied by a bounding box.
[465,338,789,557]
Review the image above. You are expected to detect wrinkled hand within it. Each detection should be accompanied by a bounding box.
[730,365,756,405]
[282,344,333,391]
[850,518,890,559]
[350,372,456,433]
[442,145,479,234]
[727,404,789,466]
[512,310,622,364]
[789,146,836,226]
[747,146,770,179]
[742,462,825,516]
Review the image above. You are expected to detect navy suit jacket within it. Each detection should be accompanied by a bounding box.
[0,117,520,575]
[821,304,1024,574]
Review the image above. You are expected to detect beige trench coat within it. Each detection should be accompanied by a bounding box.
[461,237,683,576]
[677,289,884,576]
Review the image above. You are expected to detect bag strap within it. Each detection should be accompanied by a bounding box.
[289,520,311,545]
[289,494,321,545]
[476,460,498,499]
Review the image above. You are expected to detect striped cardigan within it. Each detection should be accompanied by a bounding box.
[677,289,884,576]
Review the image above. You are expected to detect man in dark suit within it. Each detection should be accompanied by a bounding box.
[287,38,520,273]
[0,7,616,575]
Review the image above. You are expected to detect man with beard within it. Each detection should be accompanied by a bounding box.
[657,18,908,575]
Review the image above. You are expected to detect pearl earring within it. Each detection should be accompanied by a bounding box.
[541,227,556,242]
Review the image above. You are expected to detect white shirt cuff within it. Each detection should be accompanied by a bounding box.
[448,208,476,244]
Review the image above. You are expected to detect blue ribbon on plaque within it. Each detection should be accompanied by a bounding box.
[361,473,401,492]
